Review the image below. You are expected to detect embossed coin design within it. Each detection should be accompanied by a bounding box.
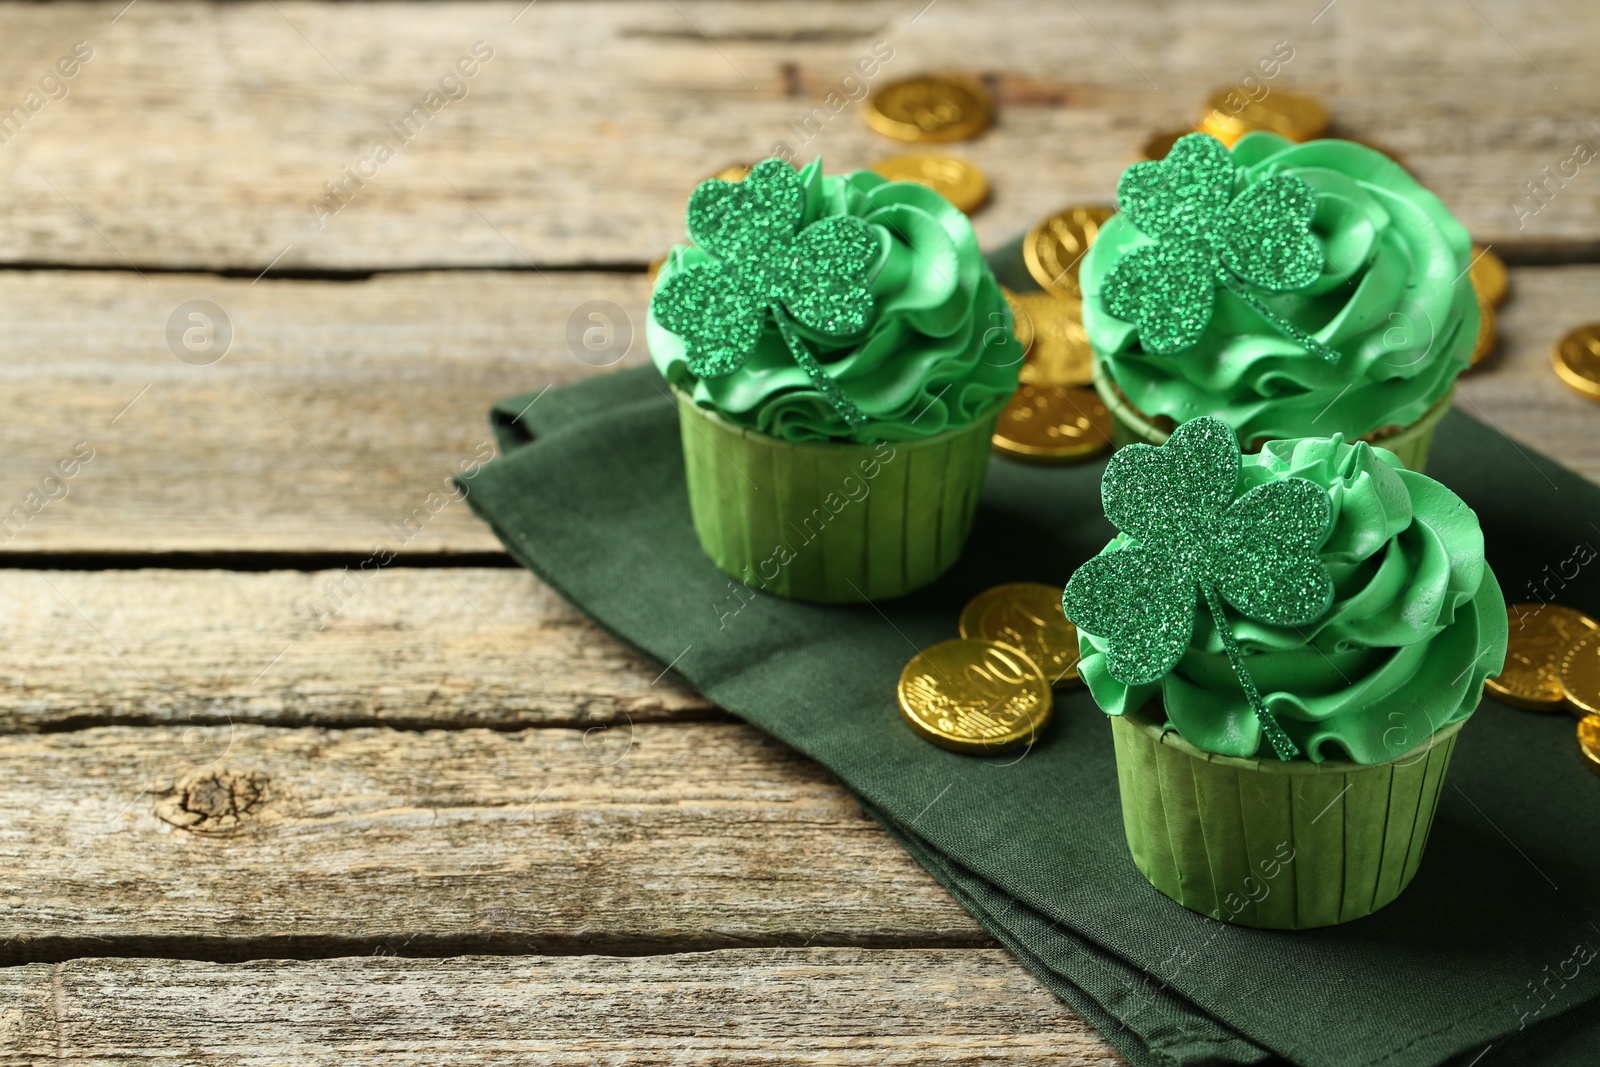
[1559,630,1600,717]
[959,583,1083,687]
[1489,603,1600,711]
[1553,325,1600,401]
[1579,715,1600,775]
[992,384,1114,463]
[898,639,1052,754]
[865,74,993,143]
[1024,206,1117,300]
[1201,88,1328,144]
[869,154,990,213]
[1009,292,1093,387]
[1469,245,1508,307]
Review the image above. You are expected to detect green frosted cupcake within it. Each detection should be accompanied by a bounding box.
[1063,417,1506,928]
[648,158,1021,603]
[1081,132,1478,471]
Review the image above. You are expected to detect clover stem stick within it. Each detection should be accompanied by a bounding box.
[1216,271,1340,363]
[772,307,869,429]
[1200,581,1301,760]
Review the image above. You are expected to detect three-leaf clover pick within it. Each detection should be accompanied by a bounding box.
[1101,132,1339,362]
[651,159,880,428]
[1061,417,1335,760]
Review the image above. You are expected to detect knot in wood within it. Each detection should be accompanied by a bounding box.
[156,768,269,834]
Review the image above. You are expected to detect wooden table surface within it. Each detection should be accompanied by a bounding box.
[1,2,1596,1062]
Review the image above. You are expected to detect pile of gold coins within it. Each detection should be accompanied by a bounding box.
[861,74,994,213]
[897,582,1082,754]
[990,207,1118,465]
[1486,602,1600,774]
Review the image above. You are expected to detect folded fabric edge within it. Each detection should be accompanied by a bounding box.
[490,366,672,454]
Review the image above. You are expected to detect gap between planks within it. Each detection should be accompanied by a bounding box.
[0,722,994,966]
[0,951,1128,1066]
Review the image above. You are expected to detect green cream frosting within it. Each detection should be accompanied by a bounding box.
[648,159,1021,443]
[1076,436,1508,764]
[1082,134,1479,442]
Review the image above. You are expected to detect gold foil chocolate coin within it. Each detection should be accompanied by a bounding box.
[1470,290,1497,369]
[864,75,993,143]
[1142,129,1195,161]
[898,639,1052,754]
[1553,325,1600,401]
[1469,245,1509,307]
[1010,293,1094,387]
[959,583,1082,687]
[1200,88,1328,145]
[992,384,1114,463]
[1024,206,1117,300]
[869,154,989,213]
[1002,288,1034,354]
[707,163,752,183]
[1488,603,1600,711]
[1580,715,1600,775]
[1560,631,1600,717]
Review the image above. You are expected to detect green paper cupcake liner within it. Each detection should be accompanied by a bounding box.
[1109,705,1469,929]
[1091,359,1454,472]
[673,388,1004,603]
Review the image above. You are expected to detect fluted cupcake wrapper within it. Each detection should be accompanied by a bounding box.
[1109,707,1468,929]
[674,389,1003,604]
[1091,359,1454,473]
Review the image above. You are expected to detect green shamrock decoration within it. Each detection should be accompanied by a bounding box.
[1101,133,1339,362]
[651,159,880,428]
[1061,416,1335,760]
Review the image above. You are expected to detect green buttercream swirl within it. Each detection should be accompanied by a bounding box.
[648,159,1021,443]
[1076,436,1508,764]
[1082,134,1479,442]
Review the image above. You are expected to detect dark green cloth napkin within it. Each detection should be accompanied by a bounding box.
[463,366,1600,1067]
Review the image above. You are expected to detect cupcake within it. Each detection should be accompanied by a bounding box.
[649,158,1021,603]
[1082,132,1478,471]
[1062,416,1506,928]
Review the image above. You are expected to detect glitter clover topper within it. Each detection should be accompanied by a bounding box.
[1061,417,1335,760]
[1101,133,1339,362]
[651,159,879,428]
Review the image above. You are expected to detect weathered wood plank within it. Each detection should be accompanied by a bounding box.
[1456,266,1600,480]
[0,722,988,962]
[0,270,643,557]
[0,0,1595,272]
[0,265,1595,560]
[0,951,1125,1065]
[0,568,710,731]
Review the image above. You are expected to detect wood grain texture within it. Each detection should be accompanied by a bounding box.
[0,722,987,963]
[0,269,645,557]
[1454,265,1600,480]
[0,568,710,731]
[1,264,1597,561]
[0,952,1126,1065]
[0,0,1594,273]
